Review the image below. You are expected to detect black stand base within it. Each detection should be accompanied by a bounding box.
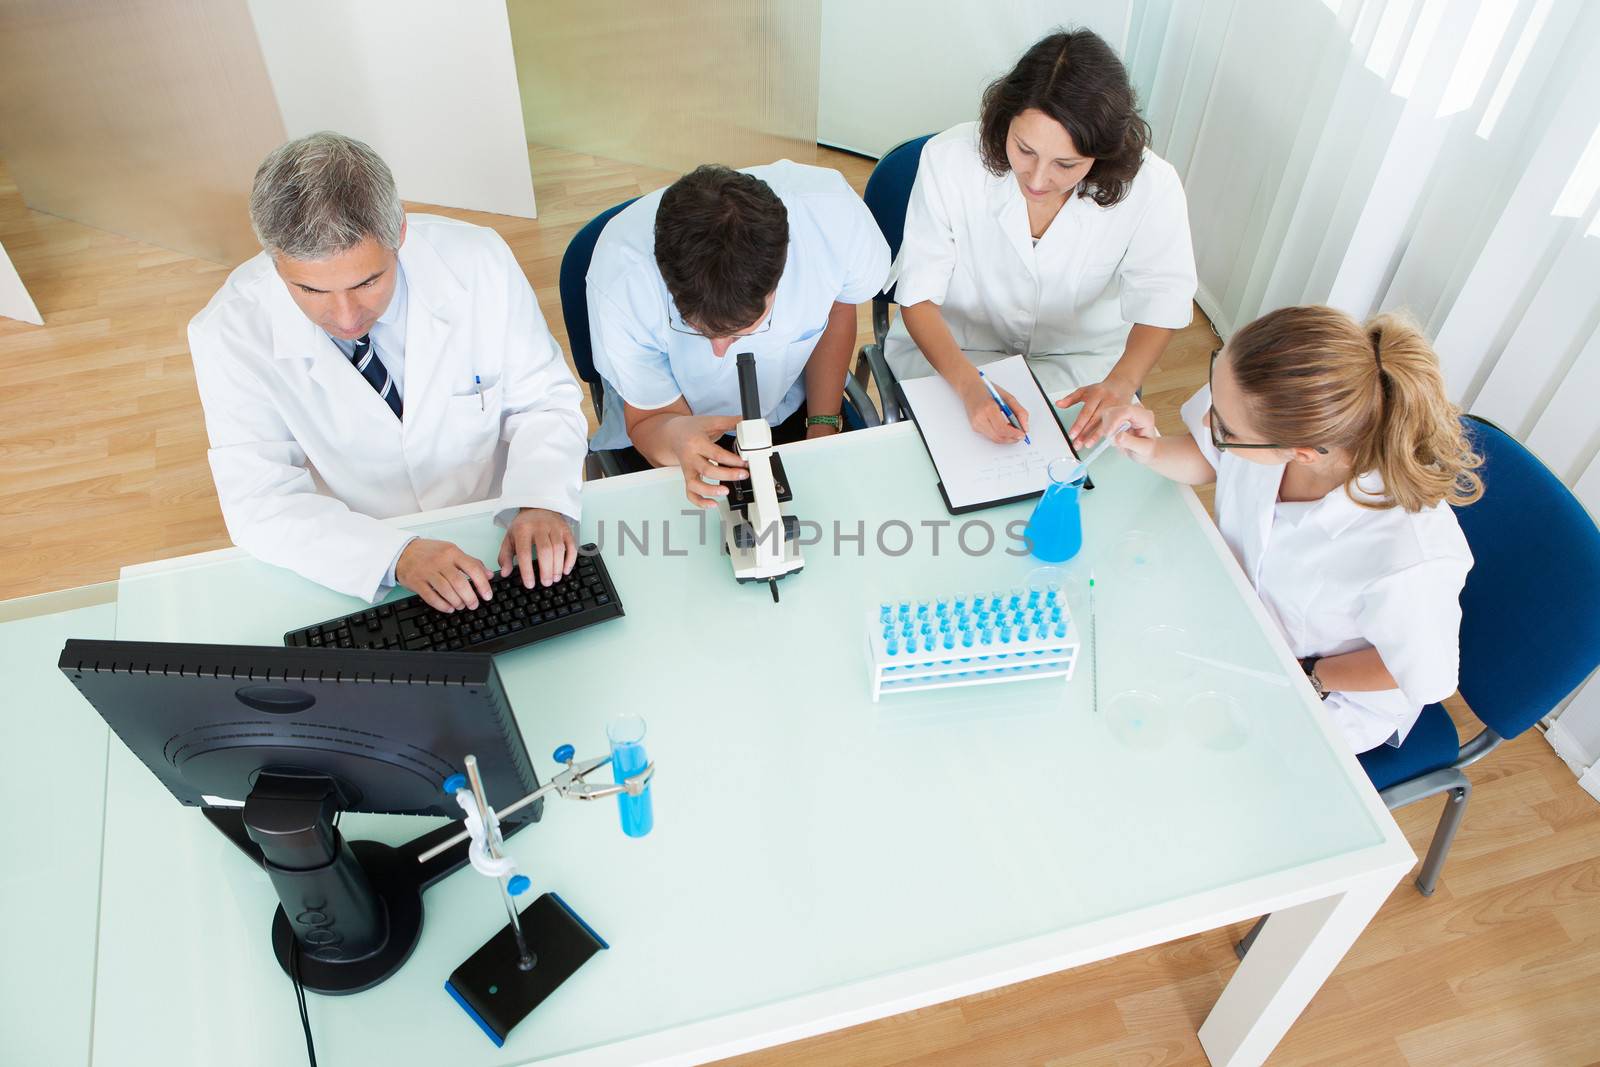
[268,840,425,995]
[445,892,608,1046]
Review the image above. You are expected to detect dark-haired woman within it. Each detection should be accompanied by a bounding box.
[885,30,1198,445]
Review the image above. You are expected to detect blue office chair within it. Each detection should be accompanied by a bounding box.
[558,198,637,478]
[1241,415,1600,954]
[559,198,883,477]
[854,133,935,424]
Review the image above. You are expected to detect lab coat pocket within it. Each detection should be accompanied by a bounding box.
[451,376,502,410]
[448,379,504,446]
[1080,253,1125,297]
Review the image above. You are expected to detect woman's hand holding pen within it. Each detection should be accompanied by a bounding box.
[958,374,1030,444]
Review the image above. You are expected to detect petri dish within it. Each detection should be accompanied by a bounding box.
[1114,529,1165,583]
[1105,690,1169,751]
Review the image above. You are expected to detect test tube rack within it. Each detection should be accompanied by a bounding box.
[867,590,1079,701]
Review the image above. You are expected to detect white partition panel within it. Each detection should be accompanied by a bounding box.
[245,0,537,218]
[817,1,1131,158]
[0,239,42,326]
[0,0,287,265]
[508,0,820,175]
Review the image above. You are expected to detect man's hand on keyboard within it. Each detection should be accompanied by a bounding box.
[499,507,576,589]
[395,538,494,613]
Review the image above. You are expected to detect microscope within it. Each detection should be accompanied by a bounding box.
[718,351,804,601]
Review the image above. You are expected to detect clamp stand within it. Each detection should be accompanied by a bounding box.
[201,770,541,996]
[430,744,656,1046]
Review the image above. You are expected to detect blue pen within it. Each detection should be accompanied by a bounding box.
[977,370,1030,444]
[474,374,484,410]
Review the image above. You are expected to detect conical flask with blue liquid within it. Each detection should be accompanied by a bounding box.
[1024,457,1086,563]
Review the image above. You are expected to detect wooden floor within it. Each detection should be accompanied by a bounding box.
[2,148,1597,1065]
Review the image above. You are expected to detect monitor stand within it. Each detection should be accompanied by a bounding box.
[202,771,539,995]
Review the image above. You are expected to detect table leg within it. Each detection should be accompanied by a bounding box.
[1198,872,1398,1066]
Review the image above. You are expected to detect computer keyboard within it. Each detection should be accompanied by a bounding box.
[284,545,623,656]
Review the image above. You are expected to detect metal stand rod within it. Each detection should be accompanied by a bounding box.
[464,755,535,971]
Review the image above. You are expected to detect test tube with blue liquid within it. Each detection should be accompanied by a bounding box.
[608,713,653,838]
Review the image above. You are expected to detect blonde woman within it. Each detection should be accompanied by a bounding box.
[1097,306,1482,753]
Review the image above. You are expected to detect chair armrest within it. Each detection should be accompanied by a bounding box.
[843,373,882,429]
[583,449,628,479]
[1454,727,1503,769]
[873,296,892,350]
[855,342,905,423]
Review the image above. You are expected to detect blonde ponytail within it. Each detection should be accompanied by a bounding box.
[1228,306,1482,512]
[1356,313,1482,511]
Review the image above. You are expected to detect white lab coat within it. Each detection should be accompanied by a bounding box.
[1181,387,1474,753]
[189,214,587,601]
[885,122,1197,395]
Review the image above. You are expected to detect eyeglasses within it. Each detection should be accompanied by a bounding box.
[668,302,775,341]
[1208,349,1329,454]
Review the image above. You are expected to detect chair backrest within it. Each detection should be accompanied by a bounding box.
[1456,415,1600,738]
[861,134,934,305]
[558,198,638,389]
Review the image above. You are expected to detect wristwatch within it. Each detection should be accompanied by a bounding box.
[805,414,843,430]
[1300,657,1330,701]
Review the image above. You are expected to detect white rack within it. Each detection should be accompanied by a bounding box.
[866,594,1079,701]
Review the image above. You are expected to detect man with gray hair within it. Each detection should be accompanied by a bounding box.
[189,132,587,611]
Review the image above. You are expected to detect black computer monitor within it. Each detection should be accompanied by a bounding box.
[59,639,543,994]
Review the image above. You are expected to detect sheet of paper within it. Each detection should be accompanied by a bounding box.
[898,354,1073,510]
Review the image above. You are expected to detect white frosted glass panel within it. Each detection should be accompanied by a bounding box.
[816,0,1131,158]
[507,0,819,173]
[246,0,537,218]
[0,0,286,265]
[0,238,42,325]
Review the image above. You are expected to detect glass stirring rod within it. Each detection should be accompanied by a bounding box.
[1063,420,1133,484]
[1089,571,1099,717]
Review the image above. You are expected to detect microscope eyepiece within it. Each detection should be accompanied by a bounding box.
[736,351,761,422]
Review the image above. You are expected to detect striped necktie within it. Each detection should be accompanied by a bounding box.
[348,333,402,418]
